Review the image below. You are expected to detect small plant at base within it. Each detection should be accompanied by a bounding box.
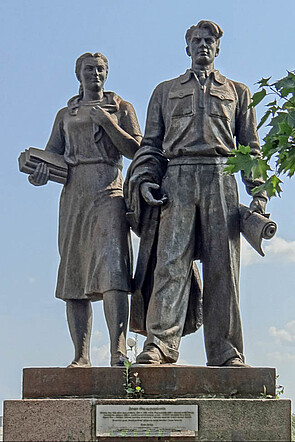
[123,360,144,398]
[276,374,285,399]
[260,385,273,399]
[133,371,144,398]
[123,360,134,397]
[260,375,285,399]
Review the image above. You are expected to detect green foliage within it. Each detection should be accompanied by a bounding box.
[225,144,272,185]
[225,145,253,177]
[275,374,285,399]
[123,360,144,398]
[260,385,273,399]
[259,376,285,400]
[252,175,283,199]
[226,71,295,198]
[276,383,285,399]
[249,88,267,108]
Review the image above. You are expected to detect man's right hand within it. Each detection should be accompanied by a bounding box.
[249,196,267,215]
[140,182,168,207]
[28,162,49,186]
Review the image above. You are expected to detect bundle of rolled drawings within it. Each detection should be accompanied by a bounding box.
[18,147,68,185]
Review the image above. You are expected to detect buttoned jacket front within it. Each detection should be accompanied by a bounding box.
[142,69,260,160]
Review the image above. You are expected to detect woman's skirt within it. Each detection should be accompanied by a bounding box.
[55,163,132,301]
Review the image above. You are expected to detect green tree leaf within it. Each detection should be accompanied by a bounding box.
[278,121,292,136]
[278,147,295,177]
[287,110,295,128]
[257,110,271,130]
[252,159,271,181]
[281,87,295,98]
[252,175,283,198]
[266,100,277,107]
[270,175,283,195]
[268,112,289,135]
[225,149,254,177]
[249,89,267,108]
[262,138,280,159]
[257,77,271,87]
[229,71,295,198]
[276,72,295,91]
[239,144,251,155]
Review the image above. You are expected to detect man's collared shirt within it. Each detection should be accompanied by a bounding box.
[141,69,261,159]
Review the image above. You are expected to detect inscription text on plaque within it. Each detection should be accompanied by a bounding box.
[96,404,198,437]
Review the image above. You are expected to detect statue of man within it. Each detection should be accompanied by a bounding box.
[125,20,267,367]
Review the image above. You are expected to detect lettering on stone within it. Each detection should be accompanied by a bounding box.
[96,404,198,437]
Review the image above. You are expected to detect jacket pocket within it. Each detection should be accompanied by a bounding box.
[210,87,235,120]
[168,89,195,118]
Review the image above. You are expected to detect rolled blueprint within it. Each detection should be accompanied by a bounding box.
[240,204,277,256]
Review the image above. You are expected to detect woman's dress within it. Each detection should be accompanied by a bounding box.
[45,91,141,300]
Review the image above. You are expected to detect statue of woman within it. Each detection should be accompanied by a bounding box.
[29,52,142,367]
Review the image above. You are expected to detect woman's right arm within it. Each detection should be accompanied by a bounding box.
[29,109,66,186]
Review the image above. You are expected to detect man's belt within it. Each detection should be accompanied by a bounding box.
[167,156,228,166]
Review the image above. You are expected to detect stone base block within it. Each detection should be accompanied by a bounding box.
[22,366,276,399]
[3,399,93,442]
[4,397,291,442]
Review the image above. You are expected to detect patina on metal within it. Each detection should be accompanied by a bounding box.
[125,21,268,367]
[27,52,142,367]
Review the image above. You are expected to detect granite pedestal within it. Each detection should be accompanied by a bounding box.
[22,365,276,399]
[3,366,292,441]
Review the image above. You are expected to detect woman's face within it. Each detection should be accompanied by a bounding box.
[80,57,107,93]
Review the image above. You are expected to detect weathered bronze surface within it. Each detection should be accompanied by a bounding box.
[25,52,141,367]
[125,21,268,366]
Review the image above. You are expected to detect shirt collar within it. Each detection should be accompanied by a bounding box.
[180,68,226,85]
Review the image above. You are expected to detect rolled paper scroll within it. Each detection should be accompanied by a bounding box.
[240,204,277,257]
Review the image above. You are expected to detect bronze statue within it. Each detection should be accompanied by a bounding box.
[125,21,267,367]
[29,52,141,367]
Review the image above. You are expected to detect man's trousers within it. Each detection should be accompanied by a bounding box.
[145,161,244,366]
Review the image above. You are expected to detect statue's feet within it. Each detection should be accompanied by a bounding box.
[67,357,91,368]
[221,357,250,368]
[136,344,168,365]
[111,352,129,367]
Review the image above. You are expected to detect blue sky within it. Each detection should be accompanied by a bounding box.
[1,0,295,413]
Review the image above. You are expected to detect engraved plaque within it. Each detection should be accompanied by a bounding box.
[96,404,198,437]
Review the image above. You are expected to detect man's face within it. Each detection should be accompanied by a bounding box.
[80,57,107,92]
[188,28,219,67]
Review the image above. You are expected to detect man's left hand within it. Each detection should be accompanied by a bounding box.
[249,196,267,215]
